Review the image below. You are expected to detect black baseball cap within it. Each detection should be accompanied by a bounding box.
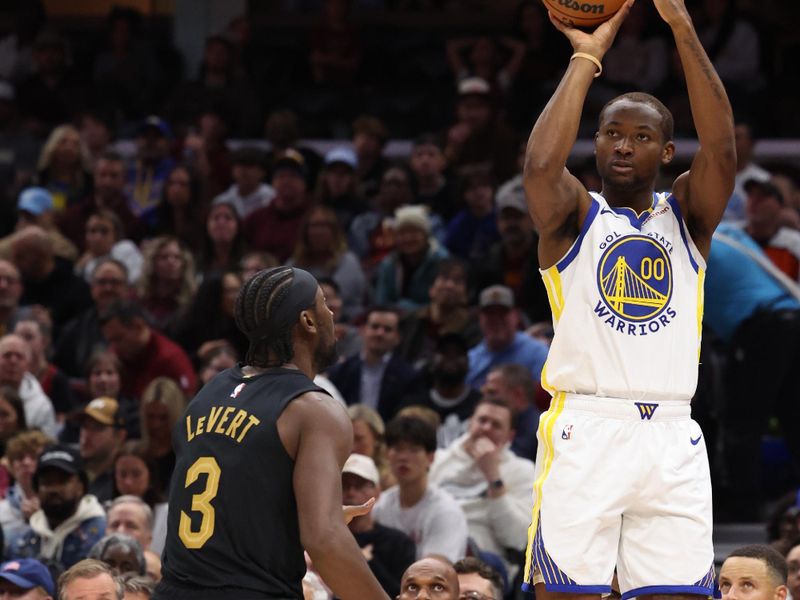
[743,178,784,205]
[33,444,87,490]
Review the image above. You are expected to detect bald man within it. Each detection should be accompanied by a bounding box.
[0,334,57,436]
[398,557,459,600]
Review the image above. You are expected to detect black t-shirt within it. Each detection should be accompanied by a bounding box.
[157,366,326,599]
[353,523,416,598]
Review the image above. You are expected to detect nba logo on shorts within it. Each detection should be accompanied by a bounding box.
[230,383,246,399]
[561,425,573,440]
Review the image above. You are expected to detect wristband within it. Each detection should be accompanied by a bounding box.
[571,52,602,78]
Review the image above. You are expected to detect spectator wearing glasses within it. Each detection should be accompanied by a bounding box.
[454,557,503,600]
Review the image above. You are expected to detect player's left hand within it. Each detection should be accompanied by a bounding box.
[343,497,375,524]
[651,0,691,27]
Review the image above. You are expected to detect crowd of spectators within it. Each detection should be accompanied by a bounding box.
[0,0,797,599]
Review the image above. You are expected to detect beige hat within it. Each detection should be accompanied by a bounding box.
[75,397,123,428]
[342,453,380,486]
[479,285,514,310]
[496,179,527,214]
[392,205,431,234]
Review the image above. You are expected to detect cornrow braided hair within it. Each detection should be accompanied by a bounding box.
[234,266,296,368]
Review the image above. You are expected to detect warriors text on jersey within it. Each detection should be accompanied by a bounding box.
[540,191,706,402]
[157,366,327,599]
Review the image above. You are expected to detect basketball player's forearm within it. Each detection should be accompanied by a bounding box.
[525,61,596,175]
[672,18,734,148]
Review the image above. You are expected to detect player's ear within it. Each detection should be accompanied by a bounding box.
[661,140,675,165]
[299,308,316,333]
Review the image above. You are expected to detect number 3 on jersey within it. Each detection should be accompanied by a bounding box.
[179,457,221,549]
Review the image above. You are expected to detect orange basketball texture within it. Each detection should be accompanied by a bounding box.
[542,0,627,27]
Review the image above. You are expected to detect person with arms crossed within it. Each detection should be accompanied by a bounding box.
[154,267,389,600]
[522,0,735,596]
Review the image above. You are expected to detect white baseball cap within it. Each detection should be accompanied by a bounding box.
[342,453,380,486]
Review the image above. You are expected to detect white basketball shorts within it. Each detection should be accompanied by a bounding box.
[522,393,714,598]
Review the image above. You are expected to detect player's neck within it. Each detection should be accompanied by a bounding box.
[601,185,655,215]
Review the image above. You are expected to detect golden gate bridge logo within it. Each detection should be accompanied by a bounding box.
[596,236,672,321]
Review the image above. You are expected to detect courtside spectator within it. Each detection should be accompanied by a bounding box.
[74,397,127,503]
[481,364,541,460]
[0,260,22,336]
[454,557,503,600]
[0,334,57,436]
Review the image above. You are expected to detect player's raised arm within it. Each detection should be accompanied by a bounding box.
[289,391,390,600]
[524,0,634,268]
[657,0,736,255]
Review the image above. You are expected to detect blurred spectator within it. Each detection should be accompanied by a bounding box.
[99,300,196,399]
[373,415,468,562]
[122,573,156,598]
[329,307,423,421]
[347,404,393,490]
[481,364,541,460]
[0,386,27,458]
[352,115,390,199]
[0,260,22,336]
[166,35,260,137]
[397,258,481,372]
[88,533,146,576]
[111,444,168,553]
[0,334,57,437]
[212,147,273,219]
[74,398,127,503]
[741,179,800,280]
[431,396,535,580]
[34,124,93,211]
[139,378,185,496]
[454,557,503,600]
[106,495,155,556]
[7,444,106,571]
[444,78,517,184]
[243,149,312,262]
[310,0,362,86]
[125,116,176,218]
[465,285,548,389]
[349,166,413,276]
[53,259,129,379]
[474,177,551,323]
[264,110,323,188]
[705,224,800,520]
[0,3,44,82]
[15,31,85,137]
[58,559,121,600]
[239,251,279,284]
[0,81,39,219]
[174,270,247,361]
[58,151,144,251]
[289,205,367,321]
[76,110,114,167]
[444,169,499,260]
[445,35,525,96]
[91,7,158,122]
[0,430,52,538]
[180,107,233,199]
[342,453,416,597]
[143,164,204,247]
[0,557,55,600]
[317,146,367,230]
[400,333,481,448]
[375,205,449,311]
[409,134,456,221]
[724,120,772,222]
[197,202,246,274]
[197,342,238,386]
[74,209,143,284]
[318,277,362,357]
[137,236,196,334]
[14,309,76,420]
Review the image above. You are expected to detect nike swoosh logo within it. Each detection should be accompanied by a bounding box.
[690,435,703,446]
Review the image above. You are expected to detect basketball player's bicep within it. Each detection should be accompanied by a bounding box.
[684,147,736,239]
[524,167,586,235]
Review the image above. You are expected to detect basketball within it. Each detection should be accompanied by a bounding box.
[542,0,627,27]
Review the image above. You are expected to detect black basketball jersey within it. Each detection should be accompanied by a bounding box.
[158,366,327,599]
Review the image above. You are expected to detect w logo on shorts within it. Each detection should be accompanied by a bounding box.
[635,402,659,420]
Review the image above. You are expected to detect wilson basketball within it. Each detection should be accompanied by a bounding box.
[542,0,627,27]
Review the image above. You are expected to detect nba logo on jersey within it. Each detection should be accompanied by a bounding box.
[561,425,573,440]
[230,383,246,399]
[635,402,659,420]
[594,234,678,337]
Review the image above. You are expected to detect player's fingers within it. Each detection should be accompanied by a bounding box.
[343,497,376,523]
[607,0,636,30]
[548,11,572,33]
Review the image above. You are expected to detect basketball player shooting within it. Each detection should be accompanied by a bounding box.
[522,0,735,597]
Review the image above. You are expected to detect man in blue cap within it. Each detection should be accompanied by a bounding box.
[0,558,56,599]
[0,187,77,262]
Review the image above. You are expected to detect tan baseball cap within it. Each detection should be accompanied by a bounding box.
[76,397,124,428]
[342,453,380,486]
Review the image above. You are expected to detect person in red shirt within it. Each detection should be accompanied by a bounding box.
[98,299,196,399]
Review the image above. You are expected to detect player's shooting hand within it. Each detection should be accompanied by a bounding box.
[548,0,635,60]
[343,497,375,524]
[651,0,691,27]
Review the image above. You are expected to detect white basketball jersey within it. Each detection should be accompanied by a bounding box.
[540,192,706,402]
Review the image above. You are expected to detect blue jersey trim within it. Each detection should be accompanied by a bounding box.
[621,584,713,599]
[605,192,660,230]
[666,195,700,273]
[520,582,612,594]
[556,197,600,272]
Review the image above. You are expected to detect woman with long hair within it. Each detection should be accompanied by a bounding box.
[142,164,205,249]
[138,235,196,334]
[347,404,394,490]
[35,124,94,210]
[139,377,186,496]
[289,205,366,322]
[197,201,247,275]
